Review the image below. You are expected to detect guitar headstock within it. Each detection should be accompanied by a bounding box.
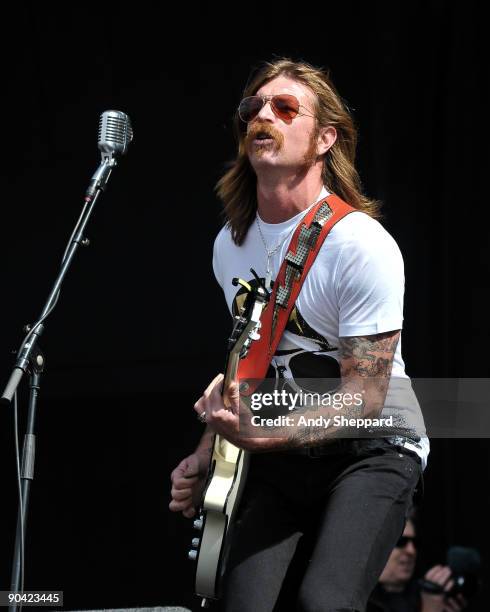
[227,273,269,362]
[221,270,269,407]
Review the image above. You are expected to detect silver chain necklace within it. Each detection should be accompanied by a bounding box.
[255,216,297,290]
[255,197,324,290]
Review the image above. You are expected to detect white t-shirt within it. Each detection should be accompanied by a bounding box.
[213,188,429,468]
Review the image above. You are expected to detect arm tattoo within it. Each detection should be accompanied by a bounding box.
[281,331,400,449]
[238,332,401,451]
[340,331,400,379]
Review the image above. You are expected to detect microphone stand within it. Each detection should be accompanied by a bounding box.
[9,360,43,612]
[2,184,106,611]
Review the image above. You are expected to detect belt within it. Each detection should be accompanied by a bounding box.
[283,437,422,462]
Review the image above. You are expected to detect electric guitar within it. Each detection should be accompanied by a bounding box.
[188,275,268,606]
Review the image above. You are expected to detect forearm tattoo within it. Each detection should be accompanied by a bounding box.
[283,331,400,448]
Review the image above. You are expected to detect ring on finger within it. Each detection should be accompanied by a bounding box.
[198,410,207,423]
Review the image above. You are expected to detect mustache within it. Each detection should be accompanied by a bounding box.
[244,121,284,149]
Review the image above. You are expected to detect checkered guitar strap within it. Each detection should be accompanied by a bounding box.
[238,193,355,396]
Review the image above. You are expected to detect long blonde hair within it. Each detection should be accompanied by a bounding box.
[215,58,381,245]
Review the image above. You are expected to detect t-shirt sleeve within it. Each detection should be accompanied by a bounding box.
[335,226,404,337]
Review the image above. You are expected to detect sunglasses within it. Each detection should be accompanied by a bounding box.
[396,535,419,549]
[238,94,315,124]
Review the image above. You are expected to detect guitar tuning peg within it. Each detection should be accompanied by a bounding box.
[232,277,253,293]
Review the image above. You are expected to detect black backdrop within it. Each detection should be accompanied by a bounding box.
[1,2,489,611]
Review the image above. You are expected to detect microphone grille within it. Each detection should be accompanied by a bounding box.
[98,110,133,158]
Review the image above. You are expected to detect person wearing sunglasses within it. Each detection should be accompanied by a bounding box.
[170,57,428,611]
[368,519,468,612]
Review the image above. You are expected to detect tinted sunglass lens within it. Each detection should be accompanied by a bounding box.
[238,97,263,122]
[272,95,300,120]
[397,536,417,548]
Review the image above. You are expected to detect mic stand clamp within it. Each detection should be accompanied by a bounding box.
[86,157,115,200]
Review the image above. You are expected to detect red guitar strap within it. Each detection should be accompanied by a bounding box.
[238,194,355,396]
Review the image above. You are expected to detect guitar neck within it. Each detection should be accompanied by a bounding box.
[222,352,239,409]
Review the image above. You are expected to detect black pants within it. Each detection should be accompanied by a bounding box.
[218,439,423,612]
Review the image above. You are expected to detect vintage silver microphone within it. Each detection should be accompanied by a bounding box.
[85,110,133,200]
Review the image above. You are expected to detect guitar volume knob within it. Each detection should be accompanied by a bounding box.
[188,549,198,561]
[192,537,200,548]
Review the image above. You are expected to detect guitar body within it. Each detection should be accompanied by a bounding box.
[194,436,249,599]
[188,276,268,604]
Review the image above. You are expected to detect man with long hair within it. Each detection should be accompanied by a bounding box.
[170,58,428,611]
